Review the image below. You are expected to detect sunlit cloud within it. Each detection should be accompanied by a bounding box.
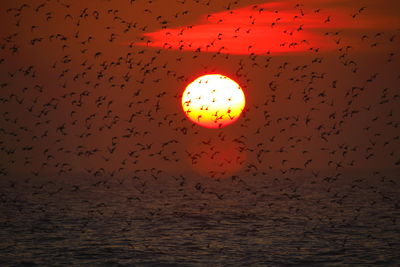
[136,0,398,55]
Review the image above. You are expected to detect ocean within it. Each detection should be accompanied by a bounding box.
[0,172,399,266]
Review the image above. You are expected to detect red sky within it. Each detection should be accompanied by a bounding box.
[0,0,399,179]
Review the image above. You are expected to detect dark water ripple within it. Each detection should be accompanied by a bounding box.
[0,175,399,266]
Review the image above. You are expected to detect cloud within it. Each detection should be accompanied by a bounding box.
[136,0,398,55]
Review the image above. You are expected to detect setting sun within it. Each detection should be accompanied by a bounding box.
[181,74,246,129]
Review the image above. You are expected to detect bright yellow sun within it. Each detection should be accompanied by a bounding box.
[181,74,246,129]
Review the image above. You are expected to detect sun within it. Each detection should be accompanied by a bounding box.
[181,74,246,129]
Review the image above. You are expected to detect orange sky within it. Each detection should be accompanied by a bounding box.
[0,0,399,179]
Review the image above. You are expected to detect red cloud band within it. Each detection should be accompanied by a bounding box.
[136,1,397,55]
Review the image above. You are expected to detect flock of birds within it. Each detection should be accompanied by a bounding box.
[0,0,399,264]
